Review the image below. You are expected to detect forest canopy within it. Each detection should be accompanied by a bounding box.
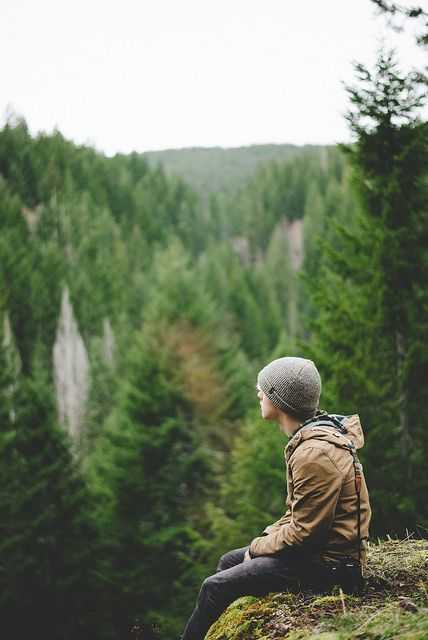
[1,25,427,639]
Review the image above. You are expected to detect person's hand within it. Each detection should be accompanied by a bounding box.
[243,549,252,562]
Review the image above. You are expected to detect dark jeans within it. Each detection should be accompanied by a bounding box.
[180,545,332,640]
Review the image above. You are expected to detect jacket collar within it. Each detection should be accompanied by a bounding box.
[285,412,365,462]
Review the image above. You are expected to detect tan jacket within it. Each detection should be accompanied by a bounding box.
[249,414,372,568]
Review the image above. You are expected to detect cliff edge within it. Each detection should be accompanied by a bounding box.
[206,538,428,640]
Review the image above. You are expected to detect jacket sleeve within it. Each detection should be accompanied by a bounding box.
[261,511,291,535]
[249,447,343,557]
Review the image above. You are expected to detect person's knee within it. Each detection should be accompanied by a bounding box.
[202,576,218,593]
[199,575,220,606]
[216,552,229,572]
[216,547,246,572]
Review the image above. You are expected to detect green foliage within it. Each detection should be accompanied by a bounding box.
[0,334,102,639]
[143,143,312,197]
[217,147,346,254]
[206,408,286,565]
[2,79,428,638]
[86,319,216,638]
[302,49,428,535]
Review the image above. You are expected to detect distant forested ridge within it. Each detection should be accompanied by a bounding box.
[1,52,427,638]
[143,142,330,196]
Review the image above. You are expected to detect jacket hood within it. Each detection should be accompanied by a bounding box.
[285,413,365,462]
[341,413,365,448]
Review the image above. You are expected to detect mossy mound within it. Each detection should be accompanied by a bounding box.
[205,538,428,639]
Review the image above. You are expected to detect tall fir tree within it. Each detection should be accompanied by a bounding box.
[0,329,104,639]
[86,318,215,639]
[206,406,287,567]
[301,48,428,535]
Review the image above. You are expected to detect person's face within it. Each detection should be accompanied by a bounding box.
[256,384,280,421]
[256,383,302,436]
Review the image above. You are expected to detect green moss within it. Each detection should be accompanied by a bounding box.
[206,596,259,639]
[287,634,343,640]
[206,594,284,640]
[310,594,354,608]
[204,539,428,639]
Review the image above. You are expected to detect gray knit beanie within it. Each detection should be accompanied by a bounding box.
[257,356,322,421]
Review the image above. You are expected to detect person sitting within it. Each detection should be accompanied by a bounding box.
[180,356,372,640]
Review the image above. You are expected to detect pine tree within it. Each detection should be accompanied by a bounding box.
[206,406,286,564]
[302,48,428,535]
[0,333,103,639]
[86,319,214,639]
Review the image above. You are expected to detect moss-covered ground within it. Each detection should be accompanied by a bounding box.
[205,537,428,639]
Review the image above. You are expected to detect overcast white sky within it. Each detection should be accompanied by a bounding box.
[1,0,425,155]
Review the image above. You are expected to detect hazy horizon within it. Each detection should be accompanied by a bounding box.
[2,0,424,156]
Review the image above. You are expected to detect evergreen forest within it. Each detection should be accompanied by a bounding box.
[1,7,428,638]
